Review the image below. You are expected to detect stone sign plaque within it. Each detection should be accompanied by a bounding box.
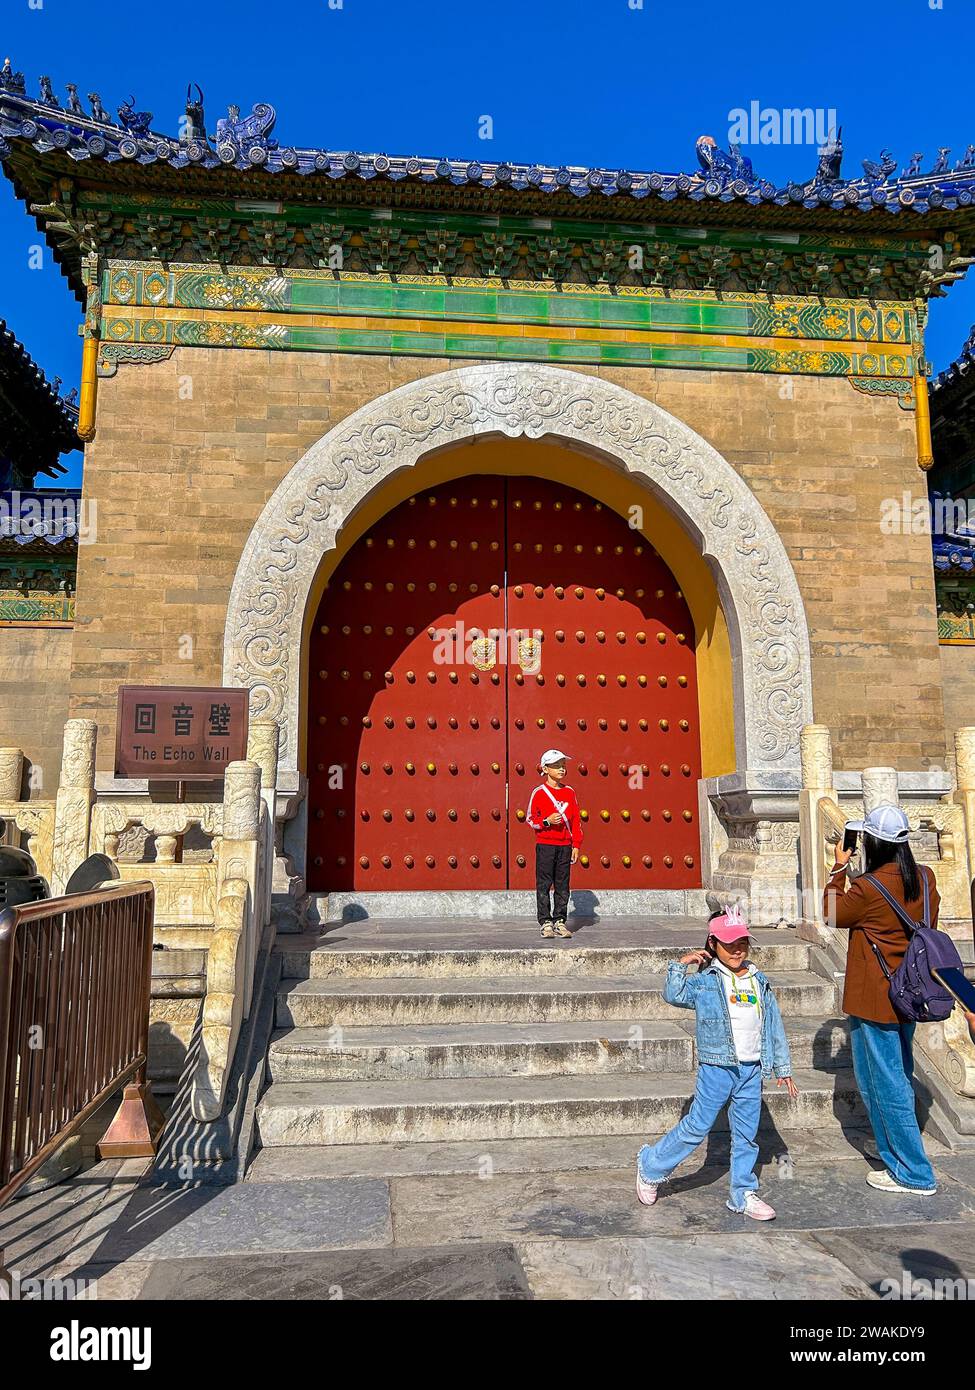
[115,686,249,780]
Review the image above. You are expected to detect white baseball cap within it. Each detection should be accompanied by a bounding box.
[845,804,911,843]
[539,748,571,768]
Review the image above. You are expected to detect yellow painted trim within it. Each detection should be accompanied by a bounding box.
[78,335,98,442]
[297,438,736,779]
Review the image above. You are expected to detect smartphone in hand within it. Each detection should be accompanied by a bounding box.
[933,967,975,1015]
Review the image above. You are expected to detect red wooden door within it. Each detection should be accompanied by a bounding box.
[505,477,702,891]
[307,476,507,891]
[306,474,703,893]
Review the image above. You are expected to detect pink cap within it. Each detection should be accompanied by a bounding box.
[708,903,751,943]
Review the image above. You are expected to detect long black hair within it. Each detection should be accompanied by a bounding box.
[863,835,922,902]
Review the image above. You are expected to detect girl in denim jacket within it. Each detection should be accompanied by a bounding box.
[636,906,798,1220]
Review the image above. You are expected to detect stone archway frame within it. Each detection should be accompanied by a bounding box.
[223,362,814,777]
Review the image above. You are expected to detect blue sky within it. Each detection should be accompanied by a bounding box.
[2,0,972,487]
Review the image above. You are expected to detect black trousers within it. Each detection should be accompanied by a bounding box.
[535,843,573,923]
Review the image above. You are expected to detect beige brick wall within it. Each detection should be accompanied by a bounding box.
[940,644,975,771]
[0,625,72,793]
[67,349,942,772]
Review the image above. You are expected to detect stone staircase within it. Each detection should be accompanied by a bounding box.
[249,918,870,1177]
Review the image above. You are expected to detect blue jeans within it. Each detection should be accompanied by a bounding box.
[637,1061,762,1208]
[849,1016,936,1190]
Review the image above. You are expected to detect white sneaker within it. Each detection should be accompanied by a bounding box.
[636,1171,659,1206]
[866,1169,936,1196]
[727,1192,776,1221]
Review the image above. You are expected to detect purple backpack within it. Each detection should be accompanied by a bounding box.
[864,870,962,1023]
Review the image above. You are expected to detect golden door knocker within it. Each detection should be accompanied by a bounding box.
[518,635,542,675]
[469,636,497,671]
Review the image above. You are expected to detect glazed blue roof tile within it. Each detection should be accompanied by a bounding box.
[0,488,82,547]
[933,538,975,573]
[2,64,975,218]
[933,326,975,393]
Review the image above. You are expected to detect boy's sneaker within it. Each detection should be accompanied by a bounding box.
[540,921,556,938]
[866,1170,936,1196]
[553,921,571,938]
[727,1193,776,1221]
[636,1171,659,1206]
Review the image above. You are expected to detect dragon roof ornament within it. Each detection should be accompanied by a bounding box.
[1,61,975,219]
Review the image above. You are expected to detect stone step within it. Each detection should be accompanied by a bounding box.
[267,1020,695,1082]
[275,971,835,1030]
[255,1067,864,1148]
[266,1014,852,1083]
[782,1017,851,1071]
[247,1125,893,1182]
[278,939,811,982]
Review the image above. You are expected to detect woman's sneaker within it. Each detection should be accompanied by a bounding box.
[866,1170,936,1196]
[636,1171,659,1206]
[540,921,556,938]
[553,921,572,938]
[727,1193,776,1221]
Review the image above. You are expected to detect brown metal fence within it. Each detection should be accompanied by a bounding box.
[0,881,161,1209]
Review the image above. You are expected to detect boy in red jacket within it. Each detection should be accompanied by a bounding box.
[526,749,583,938]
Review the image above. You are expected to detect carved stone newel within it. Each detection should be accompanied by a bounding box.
[221,761,261,842]
[800,725,833,792]
[0,748,24,802]
[862,766,899,814]
[51,719,97,893]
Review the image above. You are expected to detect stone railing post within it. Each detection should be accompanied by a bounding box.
[0,748,24,848]
[220,760,261,845]
[862,766,899,813]
[954,728,975,901]
[51,719,97,894]
[247,720,279,805]
[798,725,836,925]
[0,748,24,802]
[800,724,833,794]
[192,760,263,1122]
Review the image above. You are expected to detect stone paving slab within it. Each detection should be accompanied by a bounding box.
[515,1232,875,1300]
[133,1242,532,1300]
[44,1259,155,1301]
[72,1178,391,1263]
[810,1221,975,1298]
[0,1161,146,1279]
[928,1152,975,1193]
[388,1161,975,1247]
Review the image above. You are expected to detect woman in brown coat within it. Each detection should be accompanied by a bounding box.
[824,803,938,1195]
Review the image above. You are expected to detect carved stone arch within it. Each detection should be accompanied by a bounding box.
[223,363,813,776]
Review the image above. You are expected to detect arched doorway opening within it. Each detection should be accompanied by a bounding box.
[306,471,704,892]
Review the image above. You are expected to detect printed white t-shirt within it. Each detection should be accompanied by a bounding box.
[713,958,762,1063]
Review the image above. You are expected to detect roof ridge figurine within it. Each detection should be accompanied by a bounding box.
[181,83,206,146]
[214,101,278,163]
[695,134,757,188]
[811,127,843,187]
[117,95,153,137]
[0,57,25,95]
